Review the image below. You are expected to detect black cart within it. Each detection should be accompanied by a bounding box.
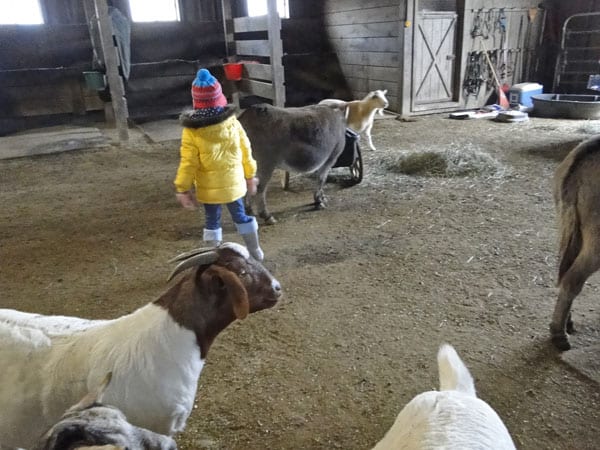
[332,128,363,184]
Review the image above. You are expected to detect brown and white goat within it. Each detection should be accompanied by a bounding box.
[550,135,600,350]
[319,89,389,150]
[0,243,282,449]
[34,373,176,450]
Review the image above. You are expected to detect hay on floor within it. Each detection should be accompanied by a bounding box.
[388,144,509,178]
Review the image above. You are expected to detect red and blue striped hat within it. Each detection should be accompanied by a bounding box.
[191,69,227,109]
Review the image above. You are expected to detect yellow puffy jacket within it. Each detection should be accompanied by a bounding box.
[174,107,257,204]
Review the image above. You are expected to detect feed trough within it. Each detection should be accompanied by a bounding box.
[532,94,600,119]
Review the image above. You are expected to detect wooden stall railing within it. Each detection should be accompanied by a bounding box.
[222,0,285,107]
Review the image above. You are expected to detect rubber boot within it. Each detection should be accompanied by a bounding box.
[235,217,264,261]
[203,227,222,247]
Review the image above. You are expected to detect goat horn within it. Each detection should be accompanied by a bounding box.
[168,247,218,263]
[167,251,219,282]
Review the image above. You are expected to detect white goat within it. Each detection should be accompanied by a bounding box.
[319,89,389,150]
[372,344,516,450]
[0,243,282,449]
[34,373,176,450]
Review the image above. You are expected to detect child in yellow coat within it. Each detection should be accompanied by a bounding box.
[174,68,263,260]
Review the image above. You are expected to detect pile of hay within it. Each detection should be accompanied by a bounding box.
[388,144,509,178]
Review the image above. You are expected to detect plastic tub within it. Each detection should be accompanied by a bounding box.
[532,94,600,119]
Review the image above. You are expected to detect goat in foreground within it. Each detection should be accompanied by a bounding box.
[372,344,516,450]
[319,89,389,151]
[0,243,282,449]
[551,135,600,350]
[238,103,347,224]
[34,373,176,450]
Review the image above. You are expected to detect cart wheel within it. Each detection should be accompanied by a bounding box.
[349,148,363,184]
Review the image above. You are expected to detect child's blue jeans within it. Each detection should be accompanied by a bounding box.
[204,198,252,229]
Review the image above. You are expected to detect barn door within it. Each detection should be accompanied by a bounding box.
[411,11,460,112]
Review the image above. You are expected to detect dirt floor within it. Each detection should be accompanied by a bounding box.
[1,113,599,449]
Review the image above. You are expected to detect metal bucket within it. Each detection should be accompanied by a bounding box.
[83,71,107,90]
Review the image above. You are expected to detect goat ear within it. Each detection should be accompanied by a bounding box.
[67,372,112,413]
[201,266,249,320]
[383,89,388,95]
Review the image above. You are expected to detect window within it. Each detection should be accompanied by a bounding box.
[128,0,180,22]
[0,0,43,25]
[247,0,289,19]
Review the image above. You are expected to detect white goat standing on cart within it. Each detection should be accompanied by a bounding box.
[319,89,389,151]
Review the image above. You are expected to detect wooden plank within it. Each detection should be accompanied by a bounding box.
[235,40,271,57]
[329,37,400,53]
[345,77,398,97]
[244,63,273,81]
[126,75,192,92]
[94,0,128,141]
[233,15,269,32]
[336,51,400,68]
[0,127,109,160]
[322,0,397,14]
[340,65,400,82]
[282,18,329,53]
[401,0,414,116]
[324,7,400,26]
[238,79,275,99]
[267,0,285,107]
[130,61,201,78]
[221,0,235,59]
[0,68,85,88]
[130,22,223,63]
[2,82,92,117]
[0,24,92,70]
[326,22,399,39]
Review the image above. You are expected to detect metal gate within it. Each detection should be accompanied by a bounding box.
[411,11,460,112]
[553,12,600,94]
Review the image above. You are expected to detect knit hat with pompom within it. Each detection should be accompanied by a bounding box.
[191,68,227,110]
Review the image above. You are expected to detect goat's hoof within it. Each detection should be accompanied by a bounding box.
[566,319,575,334]
[264,215,277,225]
[314,201,326,210]
[551,334,571,351]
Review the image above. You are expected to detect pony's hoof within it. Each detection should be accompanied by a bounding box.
[551,335,571,351]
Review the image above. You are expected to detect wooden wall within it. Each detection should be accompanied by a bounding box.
[459,0,545,109]
[320,0,404,111]
[0,0,226,135]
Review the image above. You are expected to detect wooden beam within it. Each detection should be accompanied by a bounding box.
[244,63,273,81]
[94,0,129,142]
[233,15,269,32]
[267,0,285,107]
[235,40,272,57]
[238,79,275,99]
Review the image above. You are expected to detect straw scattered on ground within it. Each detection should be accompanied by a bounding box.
[388,143,510,178]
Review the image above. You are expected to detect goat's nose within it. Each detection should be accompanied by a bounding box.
[272,279,282,296]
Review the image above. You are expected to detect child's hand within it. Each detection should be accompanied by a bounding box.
[246,177,259,196]
[176,191,198,210]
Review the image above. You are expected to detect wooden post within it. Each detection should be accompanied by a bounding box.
[400,1,414,117]
[220,0,240,107]
[93,0,129,142]
[267,0,285,107]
